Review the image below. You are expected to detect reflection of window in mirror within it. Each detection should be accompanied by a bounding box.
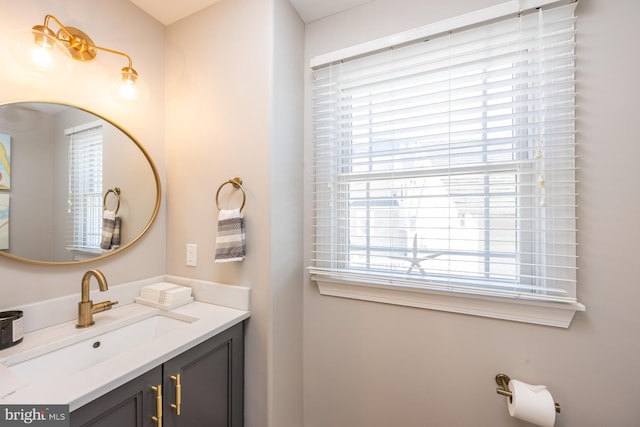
[65,121,103,253]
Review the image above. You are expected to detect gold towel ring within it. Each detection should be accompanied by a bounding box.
[216,177,246,212]
[103,187,121,214]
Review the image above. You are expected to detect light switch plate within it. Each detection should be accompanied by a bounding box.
[186,243,197,266]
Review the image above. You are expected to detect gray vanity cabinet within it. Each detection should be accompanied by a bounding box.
[70,322,244,427]
[162,321,244,427]
[70,366,162,427]
[71,366,162,427]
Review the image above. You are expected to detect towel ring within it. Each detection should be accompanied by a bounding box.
[103,187,121,214]
[216,177,246,212]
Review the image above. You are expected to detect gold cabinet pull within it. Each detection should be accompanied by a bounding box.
[170,374,182,415]
[151,384,163,427]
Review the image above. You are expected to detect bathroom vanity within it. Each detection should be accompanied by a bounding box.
[71,322,244,427]
[0,279,250,427]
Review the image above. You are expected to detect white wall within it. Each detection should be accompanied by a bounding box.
[303,0,640,426]
[0,0,166,311]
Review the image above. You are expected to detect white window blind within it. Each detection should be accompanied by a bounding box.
[310,2,579,311]
[66,123,103,250]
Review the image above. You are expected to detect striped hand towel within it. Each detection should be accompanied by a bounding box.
[215,208,246,263]
[100,210,116,250]
[112,216,121,248]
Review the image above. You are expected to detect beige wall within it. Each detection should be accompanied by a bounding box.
[271,0,305,424]
[0,108,54,260]
[303,0,640,426]
[164,0,304,426]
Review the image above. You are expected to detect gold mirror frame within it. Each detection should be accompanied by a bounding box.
[0,100,161,265]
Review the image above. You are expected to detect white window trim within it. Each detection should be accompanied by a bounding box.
[314,276,585,328]
[309,0,584,328]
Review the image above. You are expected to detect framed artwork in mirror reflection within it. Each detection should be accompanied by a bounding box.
[0,193,8,250]
[0,133,10,250]
[0,133,9,190]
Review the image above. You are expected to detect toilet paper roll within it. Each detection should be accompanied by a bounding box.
[507,379,556,427]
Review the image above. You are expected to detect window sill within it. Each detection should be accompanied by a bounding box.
[313,276,585,328]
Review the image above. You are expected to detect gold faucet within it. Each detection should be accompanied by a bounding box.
[76,269,118,328]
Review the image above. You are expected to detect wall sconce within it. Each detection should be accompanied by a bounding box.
[29,14,140,100]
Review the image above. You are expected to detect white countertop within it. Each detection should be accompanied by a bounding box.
[0,300,250,411]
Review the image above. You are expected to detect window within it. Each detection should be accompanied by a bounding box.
[309,1,583,327]
[66,122,103,251]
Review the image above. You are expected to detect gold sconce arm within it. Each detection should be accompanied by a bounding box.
[92,45,133,68]
[90,45,138,84]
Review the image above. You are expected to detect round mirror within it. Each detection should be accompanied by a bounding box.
[0,101,160,264]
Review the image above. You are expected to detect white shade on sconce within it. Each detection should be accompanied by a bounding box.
[7,28,73,76]
[104,69,149,102]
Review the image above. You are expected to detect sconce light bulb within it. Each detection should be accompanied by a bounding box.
[30,25,57,67]
[31,46,53,67]
[119,81,137,100]
[119,67,139,100]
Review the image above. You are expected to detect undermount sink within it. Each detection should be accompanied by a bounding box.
[7,314,192,384]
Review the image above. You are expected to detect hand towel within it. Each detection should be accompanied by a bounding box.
[215,208,246,263]
[139,283,192,305]
[100,210,116,250]
[112,216,121,248]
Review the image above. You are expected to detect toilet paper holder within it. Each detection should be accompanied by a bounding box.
[495,374,561,414]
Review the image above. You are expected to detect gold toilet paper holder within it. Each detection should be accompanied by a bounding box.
[495,374,561,414]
